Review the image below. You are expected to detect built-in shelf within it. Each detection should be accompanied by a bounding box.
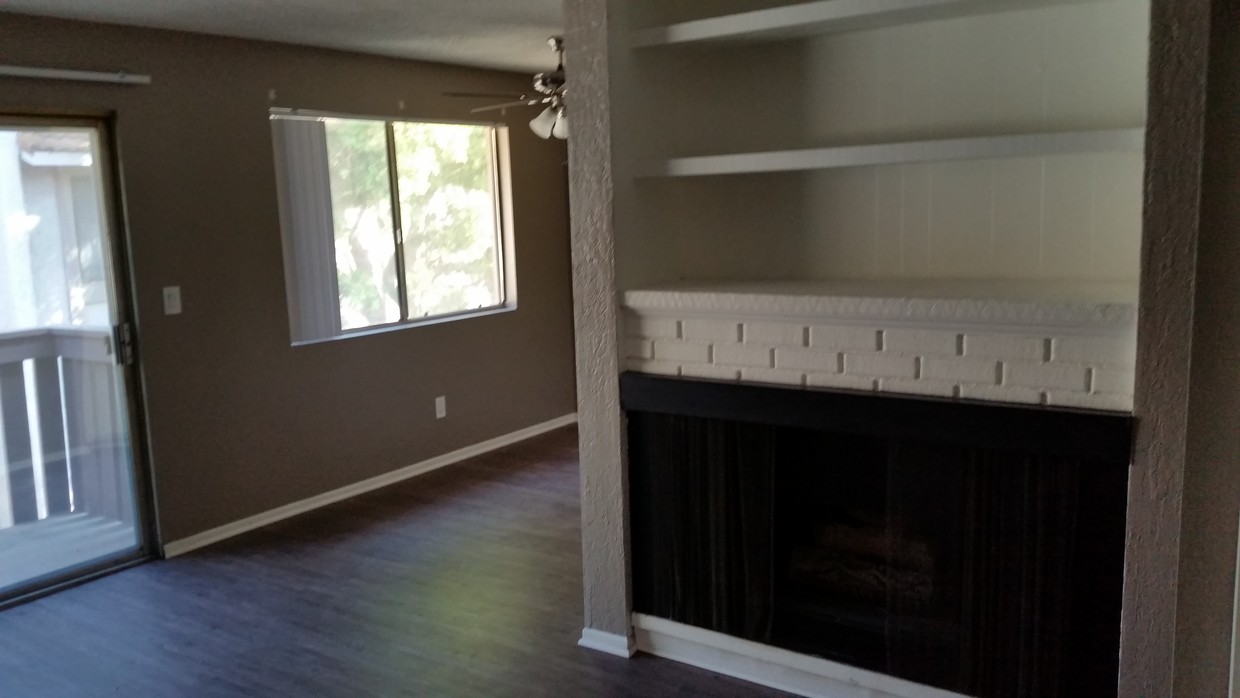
[638,128,1145,178]
[631,0,1106,48]
[623,279,1138,331]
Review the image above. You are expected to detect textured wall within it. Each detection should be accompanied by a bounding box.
[1124,0,1225,695]
[0,13,578,542]
[1172,1,1240,694]
[565,0,632,637]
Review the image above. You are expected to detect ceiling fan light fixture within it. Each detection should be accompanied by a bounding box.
[530,105,558,139]
[551,108,568,140]
[454,37,567,139]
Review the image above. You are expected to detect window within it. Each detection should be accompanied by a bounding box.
[0,127,112,331]
[271,113,511,343]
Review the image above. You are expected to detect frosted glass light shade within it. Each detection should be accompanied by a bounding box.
[529,106,557,139]
[551,109,568,139]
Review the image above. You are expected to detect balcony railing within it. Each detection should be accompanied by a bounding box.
[0,326,133,532]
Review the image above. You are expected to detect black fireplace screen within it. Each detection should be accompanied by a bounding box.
[626,376,1130,698]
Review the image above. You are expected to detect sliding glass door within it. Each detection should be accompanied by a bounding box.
[0,117,149,601]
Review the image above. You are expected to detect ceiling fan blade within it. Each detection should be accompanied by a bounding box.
[470,98,548,114]
[443,91,530,100]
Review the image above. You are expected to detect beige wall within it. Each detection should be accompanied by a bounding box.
[0,13,577,543]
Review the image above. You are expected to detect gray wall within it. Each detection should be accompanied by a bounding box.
[0,13,577,543]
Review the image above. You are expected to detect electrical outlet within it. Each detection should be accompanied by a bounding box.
[162,286,182,315]
[435,395,447,420]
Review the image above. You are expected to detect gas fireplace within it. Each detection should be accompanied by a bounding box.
[625,374,1132,698]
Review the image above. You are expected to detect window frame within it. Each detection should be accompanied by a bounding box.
[270,108,516,345]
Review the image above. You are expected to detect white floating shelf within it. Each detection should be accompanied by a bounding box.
[632,0,1106,48]
[638,128,1145,178]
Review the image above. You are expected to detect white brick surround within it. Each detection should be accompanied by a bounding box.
[623,282,1138,412]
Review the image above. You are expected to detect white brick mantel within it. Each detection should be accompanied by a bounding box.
[623,280,1137,412]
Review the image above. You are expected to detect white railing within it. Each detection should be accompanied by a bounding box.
[0,326,131,530]
[0,326,113,364]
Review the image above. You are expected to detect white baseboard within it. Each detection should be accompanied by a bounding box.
[578,628,636,658]
[633,614,968,698]
[162,413,577,558]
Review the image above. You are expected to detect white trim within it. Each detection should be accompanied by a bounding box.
[162,413,577,558]
[0,376,12,528]
[20,152,94,167]
[633,614,969,698]
[578,628,636,658]
[23,360,48,521]
[289,305,517,347]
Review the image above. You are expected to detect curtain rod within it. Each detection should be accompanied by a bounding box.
[0,64,151,85]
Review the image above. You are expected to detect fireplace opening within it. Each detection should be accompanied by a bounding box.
[626,374,1131,698]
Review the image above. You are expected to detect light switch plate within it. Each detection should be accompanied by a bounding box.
[435,395,447,419]
[162,286,182,315]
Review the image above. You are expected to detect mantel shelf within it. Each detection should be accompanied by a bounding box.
[623,279,1138,332]
[638,128,1144,178]
[631,0,1108,48]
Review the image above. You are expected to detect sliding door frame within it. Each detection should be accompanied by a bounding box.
[0,111,158,609]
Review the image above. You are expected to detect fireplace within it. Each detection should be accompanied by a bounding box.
[625,373,1132,698]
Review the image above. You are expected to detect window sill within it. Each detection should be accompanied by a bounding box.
[290,303,516,347]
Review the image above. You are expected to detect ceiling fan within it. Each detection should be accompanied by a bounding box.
[446,36,567,139]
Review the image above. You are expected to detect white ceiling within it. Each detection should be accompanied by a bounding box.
[3,0,564,73]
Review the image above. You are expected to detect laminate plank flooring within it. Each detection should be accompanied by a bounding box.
[0,427,788,698]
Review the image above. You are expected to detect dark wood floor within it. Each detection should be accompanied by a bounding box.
[0,427,788,697]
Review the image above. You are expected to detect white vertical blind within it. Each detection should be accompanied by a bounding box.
[271,119,340,343]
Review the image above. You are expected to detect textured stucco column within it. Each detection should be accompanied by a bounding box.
[565,0,633,641]
[1124,1,1240,695]
[1170,2,1240,694]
